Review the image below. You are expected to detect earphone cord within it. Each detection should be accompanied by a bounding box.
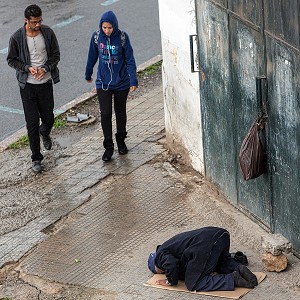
[101,37,113,91]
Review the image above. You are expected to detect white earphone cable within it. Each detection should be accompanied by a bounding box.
[101,37,113,91]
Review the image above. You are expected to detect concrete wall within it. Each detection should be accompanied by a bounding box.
[158,0,204,173]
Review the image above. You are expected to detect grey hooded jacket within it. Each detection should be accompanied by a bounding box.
[7,24,60,89]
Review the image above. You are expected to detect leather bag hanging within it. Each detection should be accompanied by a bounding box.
[239,116,266,180]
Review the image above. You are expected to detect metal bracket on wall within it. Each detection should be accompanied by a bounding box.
[189,34,200,73]
[256,76,268,117]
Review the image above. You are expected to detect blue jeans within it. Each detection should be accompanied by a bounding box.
[20,81,54,161]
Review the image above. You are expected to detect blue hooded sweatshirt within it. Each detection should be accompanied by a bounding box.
[85,11,138,91]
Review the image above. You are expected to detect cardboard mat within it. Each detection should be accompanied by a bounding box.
[144,272,266,299]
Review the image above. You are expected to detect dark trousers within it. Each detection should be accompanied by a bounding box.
[20,81,54,161]
[194,232,240,291]
[97,88,129,149]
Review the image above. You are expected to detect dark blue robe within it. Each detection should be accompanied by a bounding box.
[155,227,240,291]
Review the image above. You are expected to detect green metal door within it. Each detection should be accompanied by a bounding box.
[195,0,272,227]
[196,0,237,203]
[195,0,300,251]
[264,1,300,250]
[228,2,272,227]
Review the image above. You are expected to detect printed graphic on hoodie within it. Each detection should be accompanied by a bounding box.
[99,42,120,65]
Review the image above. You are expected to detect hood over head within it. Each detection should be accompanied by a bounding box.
[99,10,119,37]
[148,252,157,274]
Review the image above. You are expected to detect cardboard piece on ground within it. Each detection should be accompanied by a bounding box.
[144,272,266,299]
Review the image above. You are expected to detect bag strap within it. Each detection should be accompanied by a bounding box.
[256,76,268,130]
[120,30,126,48]
[256,114,268,131]
[94,30,126,48]
[94,29,100,45]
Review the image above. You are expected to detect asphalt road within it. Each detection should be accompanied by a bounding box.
[0,0,161,141]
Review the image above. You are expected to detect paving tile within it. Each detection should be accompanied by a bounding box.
[0,86,164,271]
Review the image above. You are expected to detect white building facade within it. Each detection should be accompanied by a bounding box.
[158,0,204,173]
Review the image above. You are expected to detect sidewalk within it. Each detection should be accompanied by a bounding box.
[1,80,300,299]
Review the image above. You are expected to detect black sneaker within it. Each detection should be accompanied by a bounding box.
[115,133,128,155]
[32,160,42,173]
[42,135,52,150]
[102,148,114,162]
[117,141,128,155]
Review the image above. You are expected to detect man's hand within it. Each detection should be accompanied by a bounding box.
[35,67,46,80]
[28,66,38,77]
[86,78,93,83]
[155,279,171,286]
[130,86,137,92]
[29,67,46,80]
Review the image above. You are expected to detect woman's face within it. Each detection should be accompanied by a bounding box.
[102,22,113,36]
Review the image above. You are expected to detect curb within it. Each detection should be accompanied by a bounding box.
[0,55,163,152]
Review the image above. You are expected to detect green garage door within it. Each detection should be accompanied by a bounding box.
[195,0,300,251]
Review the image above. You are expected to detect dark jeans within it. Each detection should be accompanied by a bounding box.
[20,81,54,161]
[193,231,240,291]
[97,88,130,149]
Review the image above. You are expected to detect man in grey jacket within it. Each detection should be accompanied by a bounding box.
[7,4,60,173]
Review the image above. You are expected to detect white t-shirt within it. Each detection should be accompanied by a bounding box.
[26,33,51,84]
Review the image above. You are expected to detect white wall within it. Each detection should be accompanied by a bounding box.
[158,0,204,173]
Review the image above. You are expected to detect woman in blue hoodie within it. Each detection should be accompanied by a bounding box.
[85,11,138,161]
